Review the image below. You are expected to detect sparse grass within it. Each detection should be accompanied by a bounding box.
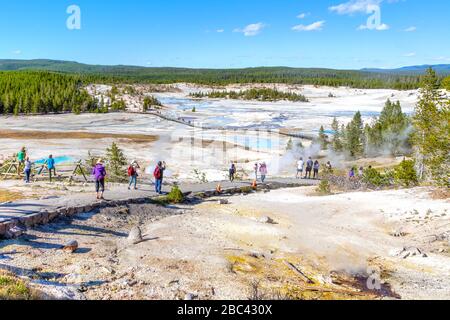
[0,271,40,300]
[167,186,185,204]
[150,186,185,206]
[316,180,332,196]
[0,189,25,202]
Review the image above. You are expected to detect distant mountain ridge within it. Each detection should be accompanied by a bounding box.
[0,59,447,89]
[0,59,449,75]
[362,64,450,75]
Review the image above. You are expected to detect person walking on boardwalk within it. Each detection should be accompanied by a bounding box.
[24,157,32,184]
[17,147,27,175]
[296,157,304,179]
[304,157,313,179]
[358,166,364,177]
[325,161,333,174]
[45,155,56,182]
[259,162,268,183]
[128,160,141,190]
[348,167,356,180]
[254,163,259,181]
[154,161,166,195]
[92,159,107,200]
[313,160,320,180]
[229,162,236,183]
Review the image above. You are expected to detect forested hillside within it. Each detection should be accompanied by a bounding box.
[0,59,428,89]
[0,71,97,115]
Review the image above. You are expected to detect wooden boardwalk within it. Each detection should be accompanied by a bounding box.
[131,111,316,141]
[0,177,319,237]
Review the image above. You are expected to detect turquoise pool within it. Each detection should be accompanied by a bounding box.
[34,156,76,165]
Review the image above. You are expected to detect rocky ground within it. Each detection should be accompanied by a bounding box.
[1,186,448,300]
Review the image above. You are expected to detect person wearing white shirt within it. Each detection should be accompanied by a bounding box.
[296,157,304,179]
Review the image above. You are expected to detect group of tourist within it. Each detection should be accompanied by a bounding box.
[15,147,57,183]
[15,146,341,201]
[348,166,370,180]
[229,161,269,183]
[296,157,331,180]
[14,147,167,200]
[91,159,166,200]
[229,157,331,184]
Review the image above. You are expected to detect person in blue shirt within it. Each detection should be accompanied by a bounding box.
[45,155,56,182]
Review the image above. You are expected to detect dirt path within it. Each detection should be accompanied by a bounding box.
[0,178,318,230]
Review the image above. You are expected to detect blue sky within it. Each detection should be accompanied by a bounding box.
[0,0,449,69]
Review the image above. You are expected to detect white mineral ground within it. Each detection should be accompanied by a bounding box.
[0,84,418,182]
[1,84,449,300]
[0,187,448,300]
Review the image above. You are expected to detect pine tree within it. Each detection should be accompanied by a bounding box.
[345,111,365,158]
[331,117,343,152]
[318,126,328,150]
[442,76,450,90]
[365,99,410,155]
[106,142,127,179]
[286,138,293,151]
[143,97,150,112]
[412,68,449,185]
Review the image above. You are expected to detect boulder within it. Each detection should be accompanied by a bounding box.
[65,207,75,216]
[0,223,7,237]
[391,229,406,237]
[40,211,50,224]
[391,246,427,259]
[217,199,229,205]
[184,293,198,300]
[63,240,79,253]
[117,207,130,215]
[5,226,26,239]
[128,226,143,244]
[258,216,275,224]
[76,207,85,214]
[48,211,60,222]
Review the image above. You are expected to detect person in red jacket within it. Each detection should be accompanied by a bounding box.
[127,160,141,190]
[153,161,166,194]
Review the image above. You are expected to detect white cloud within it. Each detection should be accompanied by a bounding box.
[216,29,224,33]
[403,52,416,57]
[297,12,309,19]
[434,56,450,62]
[12,50,22,55]
[357,23,390,30]
[292,20,325,32]
[404,26,417,32]
[234,23,266,36]
[329,0,382,15]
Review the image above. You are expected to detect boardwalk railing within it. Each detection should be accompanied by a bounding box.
[128,111,316,141]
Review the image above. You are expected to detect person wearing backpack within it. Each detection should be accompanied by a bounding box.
[92,159,107,200]
[153,161,166,194]
[128,160,140,190]
[304,157,313,179]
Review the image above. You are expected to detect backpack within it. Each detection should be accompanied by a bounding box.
[153,166,162,179]
[128,166,135,177]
